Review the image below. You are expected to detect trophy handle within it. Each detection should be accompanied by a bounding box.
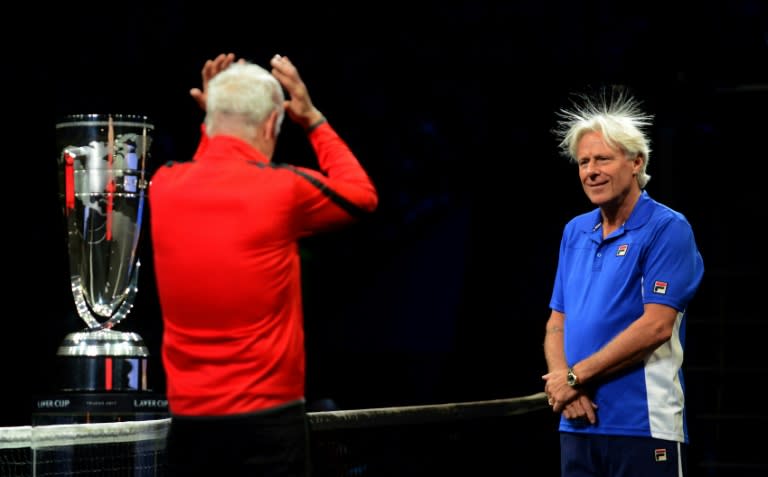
[71,260,141,331]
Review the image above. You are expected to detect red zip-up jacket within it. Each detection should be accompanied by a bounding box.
[149,121,378,416]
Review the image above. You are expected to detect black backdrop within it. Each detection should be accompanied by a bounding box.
[3,0,765,430]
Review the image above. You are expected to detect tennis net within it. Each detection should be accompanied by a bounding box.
[0,392,555,476]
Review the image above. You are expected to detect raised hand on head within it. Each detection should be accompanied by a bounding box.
[190,53,237,111]
[269,54,324,129]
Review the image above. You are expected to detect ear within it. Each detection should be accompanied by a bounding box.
[263,110,280,141]
[633,154,645,174]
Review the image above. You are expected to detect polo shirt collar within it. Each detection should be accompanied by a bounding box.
[582,190,654,234]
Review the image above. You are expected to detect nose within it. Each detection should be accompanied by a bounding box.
[583,159,599,176]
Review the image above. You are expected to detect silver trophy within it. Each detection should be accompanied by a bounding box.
[55,113,153,392]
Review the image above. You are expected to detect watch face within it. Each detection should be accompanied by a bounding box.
[567,370,577,386]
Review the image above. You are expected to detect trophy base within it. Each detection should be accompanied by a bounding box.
[57,329,150,392]
[32,391,168,425]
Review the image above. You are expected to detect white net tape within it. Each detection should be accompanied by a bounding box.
[0,418,170,450]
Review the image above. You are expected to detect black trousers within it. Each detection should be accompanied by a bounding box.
[166,401,310,477]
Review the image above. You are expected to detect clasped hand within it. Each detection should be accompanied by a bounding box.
[542,369,598,424]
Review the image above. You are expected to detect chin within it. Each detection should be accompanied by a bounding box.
[586,192,609,206]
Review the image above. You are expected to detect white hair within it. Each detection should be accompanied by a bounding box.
[553,87,653,188]
[205,62,285,136]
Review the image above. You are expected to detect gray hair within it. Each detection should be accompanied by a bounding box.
[553,87,653,189]
[205,62,285,136]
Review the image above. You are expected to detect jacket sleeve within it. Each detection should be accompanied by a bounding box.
[294,121,378,235]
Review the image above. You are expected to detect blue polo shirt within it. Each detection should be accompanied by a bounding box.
[549,191,704,442]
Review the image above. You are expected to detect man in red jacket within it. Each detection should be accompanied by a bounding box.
[149,52,378,477]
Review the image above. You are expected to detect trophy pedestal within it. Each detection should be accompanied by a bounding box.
[31,391,168,425]
[57,329,150,392]
[35,329,168,426]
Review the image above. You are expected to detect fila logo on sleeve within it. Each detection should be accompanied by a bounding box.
[653,281,668,295]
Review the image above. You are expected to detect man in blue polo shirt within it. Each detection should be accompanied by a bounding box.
[542,87,704,477]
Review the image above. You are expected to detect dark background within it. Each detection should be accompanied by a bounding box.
[3,0,766,475]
